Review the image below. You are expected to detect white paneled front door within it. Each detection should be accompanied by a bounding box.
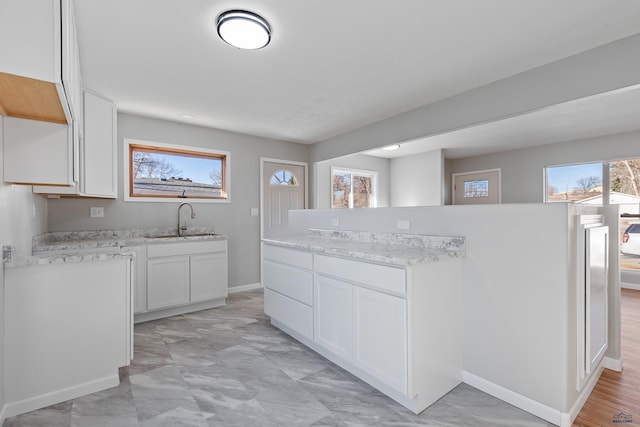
[262,160,306,238]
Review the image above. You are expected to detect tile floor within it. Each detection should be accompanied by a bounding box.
[3,290,556,426]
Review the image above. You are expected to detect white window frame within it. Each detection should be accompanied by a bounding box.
[543,161,606,204]
[123,138,231,203]
[330,167,378,209]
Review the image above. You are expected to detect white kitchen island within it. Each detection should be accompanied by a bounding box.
[262,229,465,414]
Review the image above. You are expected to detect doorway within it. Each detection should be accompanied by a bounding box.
[260,159,307,239]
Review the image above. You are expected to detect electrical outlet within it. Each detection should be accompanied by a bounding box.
[331,218,340,227]
[90,207,104,218]
[397,220,410,230]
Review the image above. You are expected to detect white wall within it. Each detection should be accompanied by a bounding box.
[448,130,640,203]
[314,153,390,209]
[0,117,48,419]
[46,113,309,289]
[287,203,605,416]
[390,149,443,206]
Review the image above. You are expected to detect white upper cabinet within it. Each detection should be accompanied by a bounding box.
[0,0,82,125]
[81,91,117,198]
[2,117,73,186]
[1,0,90,188]
[32,90,117,197]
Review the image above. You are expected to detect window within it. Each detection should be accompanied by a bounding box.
[545,162,603,203]
[270,169,298,186]
[124,139,230,202]
[331,168,377,209]
[545,159,640,274]
[463,179,489,198]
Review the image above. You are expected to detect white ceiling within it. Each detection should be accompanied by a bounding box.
[74,0,640,151]
[365,84,640,159]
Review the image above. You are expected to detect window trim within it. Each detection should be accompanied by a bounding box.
[123,138,231,203]
[330,167,378,209]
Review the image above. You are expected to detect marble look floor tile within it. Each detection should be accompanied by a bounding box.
[70,415,139,427]
[70,379,136,418]
[2,290,558,427]
[3,401,72,427]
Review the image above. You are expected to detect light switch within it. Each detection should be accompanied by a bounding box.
[250,208,259,216]
[90,207,104,218]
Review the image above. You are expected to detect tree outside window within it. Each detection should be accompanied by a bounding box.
[331,168,376,209]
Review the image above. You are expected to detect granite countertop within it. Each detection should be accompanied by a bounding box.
[4,227,227,268]
[263,229,465,266]
[32,227,228,253]
[5,250,136,268]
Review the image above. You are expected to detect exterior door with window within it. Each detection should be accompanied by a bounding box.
[263,161,306,238]
[453,169,501,205]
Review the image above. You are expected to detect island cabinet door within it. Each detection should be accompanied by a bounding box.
[147,256,190,310]
[314,275,353,361]
[353,285,408,394]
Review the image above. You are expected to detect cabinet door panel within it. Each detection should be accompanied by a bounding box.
[191,252,228,302]
[314,275,352,361]
[354,286,407,394]
[83,91,116,197]
[147,257,189,310]
[128,246,147,314]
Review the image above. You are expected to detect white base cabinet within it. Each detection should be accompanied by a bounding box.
[140,240,228,322]
[262,242,463,414]
[3,258,133,418]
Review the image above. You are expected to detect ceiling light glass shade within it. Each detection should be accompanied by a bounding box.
[382,144,401,151]
[217,10,271,50]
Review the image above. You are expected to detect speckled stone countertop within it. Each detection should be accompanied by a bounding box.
[4,227,227,268]
[5,250,136,268]
[32,227,227,252]
[262,229,465,266]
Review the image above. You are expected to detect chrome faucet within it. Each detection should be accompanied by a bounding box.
[177,202,195,236]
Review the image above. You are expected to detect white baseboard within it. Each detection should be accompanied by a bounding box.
[228,282,262,293]
[463,371,564,426]
[564,361,607,427]
[603,356,623,372]
[2,374,119,419]
[464,359,610,427]
[621,282,640,291]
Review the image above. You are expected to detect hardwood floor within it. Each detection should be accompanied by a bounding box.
[573,289,640,426]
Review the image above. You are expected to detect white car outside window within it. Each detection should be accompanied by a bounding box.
[621,223,640,256]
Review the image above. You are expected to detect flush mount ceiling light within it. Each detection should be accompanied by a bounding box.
[217,10,271,50]
[382,144,401,151]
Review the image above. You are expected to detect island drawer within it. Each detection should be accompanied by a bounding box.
[264,288,313,340]
[263,244,313,270]
[315,254,406,296]
[263,260,313,306]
